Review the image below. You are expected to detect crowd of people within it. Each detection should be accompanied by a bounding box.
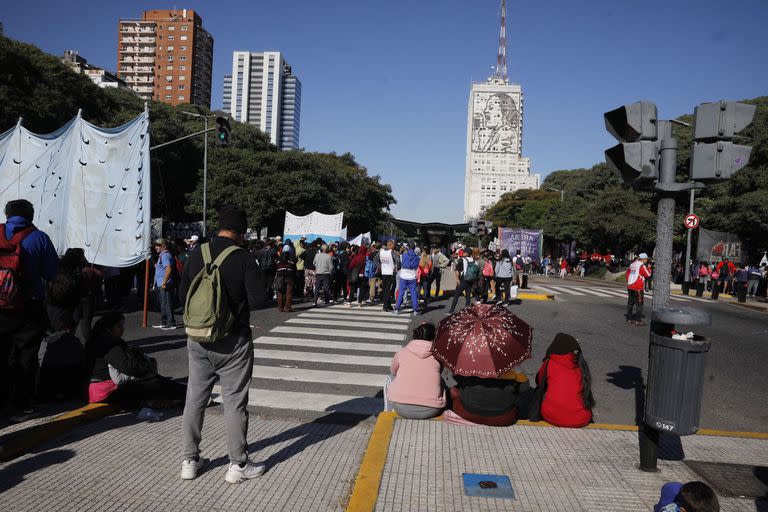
[680,256,768,300]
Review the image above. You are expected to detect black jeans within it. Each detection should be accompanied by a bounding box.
[107,375,187,408]
[627,289,644,322]
[349,277,367,303]
[450,279,475,313]
[314,274,332,304]
[0,301,48,411]
[381,275,395,310]
[496,278,512,302]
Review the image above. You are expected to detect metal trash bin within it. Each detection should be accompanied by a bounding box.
[644,308,712,436]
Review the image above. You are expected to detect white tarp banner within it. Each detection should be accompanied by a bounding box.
[283,211,344,240]
[348,232,371,246]
[0,111,151,267]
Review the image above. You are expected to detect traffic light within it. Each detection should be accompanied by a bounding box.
[216,116,231,146]
[604,102,665,187]
[690,101,755,181]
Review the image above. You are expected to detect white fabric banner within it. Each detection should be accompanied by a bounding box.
[0,112,151,267]
[349,232,371,246]
[283,211,344,239]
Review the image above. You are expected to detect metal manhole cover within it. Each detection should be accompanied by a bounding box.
[684,461,768,500]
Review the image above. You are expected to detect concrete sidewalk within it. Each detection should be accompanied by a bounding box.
[0,408,371,512]
[351,413,768,512]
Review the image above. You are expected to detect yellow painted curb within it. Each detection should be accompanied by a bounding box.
[518,292,555,301]
[0,402,118,462]
[346,411,397,512]
[729,302,768,313]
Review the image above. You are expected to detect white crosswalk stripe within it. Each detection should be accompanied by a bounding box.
[213,303,412,415]
[533,283,707,304]
[577,288,617,297]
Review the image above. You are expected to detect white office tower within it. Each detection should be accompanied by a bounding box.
[225,51,301,150]
[463,0,539,221]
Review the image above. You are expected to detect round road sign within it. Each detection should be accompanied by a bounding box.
[684,213,700,230]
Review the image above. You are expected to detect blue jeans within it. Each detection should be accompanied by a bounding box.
[158,286,175,326]
[395,279,419,312]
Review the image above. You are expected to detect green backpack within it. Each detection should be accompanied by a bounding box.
[463,257,480,281]
[183,243,242,343]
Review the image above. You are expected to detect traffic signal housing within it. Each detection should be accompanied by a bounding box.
[690,101,755,181]
[604,101,663,188]
[216,116,231,146]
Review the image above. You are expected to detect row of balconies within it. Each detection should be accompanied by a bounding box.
[119,57,155,64]
[120,37,156,44]
[121,47,155,54]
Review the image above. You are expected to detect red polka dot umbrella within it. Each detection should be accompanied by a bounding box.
[431,303,533,377]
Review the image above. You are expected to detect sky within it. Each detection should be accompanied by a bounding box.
[3,0,768,223]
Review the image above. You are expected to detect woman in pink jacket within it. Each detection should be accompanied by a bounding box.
[385,323,447,419]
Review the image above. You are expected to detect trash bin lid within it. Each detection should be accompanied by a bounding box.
[652,306,711,326]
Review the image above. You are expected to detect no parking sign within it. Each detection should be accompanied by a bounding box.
[684,213,700,230]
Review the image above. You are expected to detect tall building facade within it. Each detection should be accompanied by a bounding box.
[225,51,301,150]
[117,9,213,108]
[463,1,539,221]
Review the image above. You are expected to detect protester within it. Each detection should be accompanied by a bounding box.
[394,241,421,316]
[186,234,199,252]
[559,257,568,279]
[715,257,735,295]
[332,243,350,303]
[347,245,368,307]
[384,323,446,419]
[313,244,334,306]
[655,481,720,512]
[417,250,433,306]
[626,253,651,326]
[448,367,529,426]
[294,237,306,299]
[88,312,185,421]
[179,206,265,483]
[376,240,400,312]
[479,249,495,303]
[365,243,381,304]
[45,248,99,337]
[0,199,59,422]
[746,263,762,298]
[534,333,594,428]
[494,249,515,304]
[302,240,318,300]
[448,248,480,314]
[428,245,449,299]
[152,238,178,330]
[275,243,296,312]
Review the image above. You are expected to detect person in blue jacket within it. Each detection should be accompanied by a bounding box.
[0,199,59,423]
[394,241,421,316]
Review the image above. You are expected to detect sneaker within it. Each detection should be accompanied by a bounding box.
[344,302,352,307]
[9,408,41,424]
[413,311,422,316]
[225,461,266,484]
[152,323,165,329]
[356,303,364,308]
[137,407,164,422]
[180,457,208,480]
[161,324,178,331]
[392,309,400,316]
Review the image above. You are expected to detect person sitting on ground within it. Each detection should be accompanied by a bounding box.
[655,481,720,512]
[448,365,529,427]
[385,323,446,419]
[534,333,594,428]
[88,312,186,420]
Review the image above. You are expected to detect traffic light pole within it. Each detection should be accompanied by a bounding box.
[682,190,695,294]
[203,116,208,236]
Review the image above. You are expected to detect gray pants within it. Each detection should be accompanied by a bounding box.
[391,402,443,420]
[182,332,253,464]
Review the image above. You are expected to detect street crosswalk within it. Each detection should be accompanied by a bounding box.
[532,283,712,303]
[212,303,410,416]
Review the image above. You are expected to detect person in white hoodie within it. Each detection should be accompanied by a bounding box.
[384,323,446,419]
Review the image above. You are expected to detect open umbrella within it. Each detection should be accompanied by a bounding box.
[432,303,533,377]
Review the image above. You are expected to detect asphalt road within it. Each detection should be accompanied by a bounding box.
[122,275,768,432]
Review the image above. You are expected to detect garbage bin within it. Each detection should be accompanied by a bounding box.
[644,308,712,436]
[521,274,528,289]
[711,281,720,300]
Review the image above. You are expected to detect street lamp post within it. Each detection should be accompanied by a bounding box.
[546,187,564,202]
[182,110,216,236]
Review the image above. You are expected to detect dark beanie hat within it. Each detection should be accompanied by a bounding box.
[5,199,34,220]
[546,333,581,356]
[218,206,247,234]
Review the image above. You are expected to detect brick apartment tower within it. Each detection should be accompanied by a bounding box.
[117,9,213,108]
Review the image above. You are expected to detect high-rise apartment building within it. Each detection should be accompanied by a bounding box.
[117,9,213,108]
[224,51,301,150]
[463,0,539,220]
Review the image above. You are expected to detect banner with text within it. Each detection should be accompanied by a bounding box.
[696,227,744,264]
[498,228,543,261]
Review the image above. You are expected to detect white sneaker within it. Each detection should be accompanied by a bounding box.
[344,302,352,307]
[225,461,266,483]
[136,407,164,422]
[180,458,207,480]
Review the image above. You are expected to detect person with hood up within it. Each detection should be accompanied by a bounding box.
[384,323,446,419]
[534,333,595,428]
[393,241,421,316]
[494,249,515,304]
[347,245,368,307]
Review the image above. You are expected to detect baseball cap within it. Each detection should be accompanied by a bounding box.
[639,253,649,259]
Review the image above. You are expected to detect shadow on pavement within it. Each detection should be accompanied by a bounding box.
[0,449,75,493]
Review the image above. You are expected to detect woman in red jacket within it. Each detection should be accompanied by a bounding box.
[535,333,595,428]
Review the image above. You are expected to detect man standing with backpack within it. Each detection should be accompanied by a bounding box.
[394,241,421,316]
[0,199,58,422]
[179,206,265,483]
[448,248,480,314]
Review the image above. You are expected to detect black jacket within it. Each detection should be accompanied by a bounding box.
[89,334,155,382]
[455,376,520,416]
[180,236,261,332]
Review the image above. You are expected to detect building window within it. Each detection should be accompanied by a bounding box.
[168,26,175,31]
[168,35,174,41]
[168,56,174,62]
[167,46,174,51]
[179,65,186,70]
[165,85,172,90]
[181,25,188,31]
[178,85,185,90]
[178,95,184,100]
[179,75,186,80]
[166,75,173,81]
[180,35,188,40]
[180,46,187,51]
[166,65,173,70]
[179,56,187,61]
[165,95,172,99]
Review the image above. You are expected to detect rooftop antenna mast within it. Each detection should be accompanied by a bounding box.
[493,0,508,83]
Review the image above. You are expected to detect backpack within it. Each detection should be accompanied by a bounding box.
[183,243,242,343]
[364,258,376,279]
[482,259,494,277]
[258,249,274,271]
[0,223,36,310]
[463,258,480,281]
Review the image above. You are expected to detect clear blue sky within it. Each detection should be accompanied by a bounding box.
[3,0,767,223]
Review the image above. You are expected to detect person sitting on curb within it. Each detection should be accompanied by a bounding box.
[445,368,529,427]
[655,481,720,512]
[88,312,186,421]
[384,323,446,419]
[533,333,595,428]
